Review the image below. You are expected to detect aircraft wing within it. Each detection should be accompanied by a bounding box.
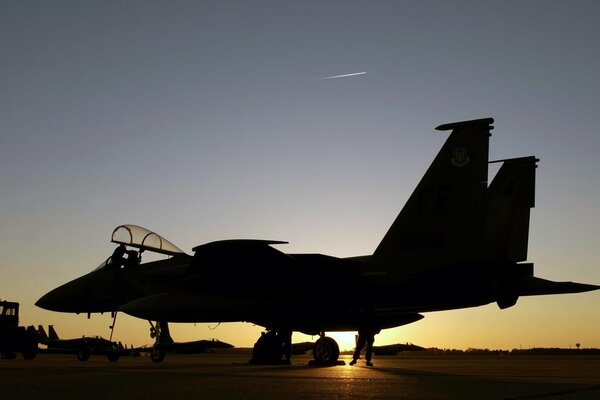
[517,276,600,297]
[190,239,292,271]
[192,239,288,254]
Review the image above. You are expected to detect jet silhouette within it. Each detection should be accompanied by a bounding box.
[38,325,129,361]
[37,118,599,365]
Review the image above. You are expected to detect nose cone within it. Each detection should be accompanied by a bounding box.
[36,271,122,313]
[36,287,68,312]
[36,276,92,312]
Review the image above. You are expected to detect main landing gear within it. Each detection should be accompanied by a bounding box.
[312,333,340,365]
[251,330,340,366]
[250,329,292,365]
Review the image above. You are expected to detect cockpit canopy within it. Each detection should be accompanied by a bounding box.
[94,225,188,272]
[111,224,187,256]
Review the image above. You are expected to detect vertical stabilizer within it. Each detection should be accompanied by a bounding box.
[48,325,59,341]
[486,156,538,262]
[38,325,48,341]
[372,118,493,276]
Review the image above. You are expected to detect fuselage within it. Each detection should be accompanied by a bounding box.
[36,251,509,335]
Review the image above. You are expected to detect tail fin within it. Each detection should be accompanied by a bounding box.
[48,325,59,341]
[372,118,493,276]
[486,156,538,262]
[38,325,48,342]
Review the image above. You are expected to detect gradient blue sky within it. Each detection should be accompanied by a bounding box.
[1,1,599,350]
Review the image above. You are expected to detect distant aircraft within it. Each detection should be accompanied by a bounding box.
[133,340,233,360]
[38,325,131,361]
[160,339,233,354]
[320,71,367,80]
[36,118,599,365]
[291,341,424,356]
[371,343,425,356]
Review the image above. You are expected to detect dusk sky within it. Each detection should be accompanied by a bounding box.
[1,1,599,351]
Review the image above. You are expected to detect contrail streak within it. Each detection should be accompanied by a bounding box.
[320,71,367,80]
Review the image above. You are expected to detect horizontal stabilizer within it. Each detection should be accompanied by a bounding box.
[518,276,600,297]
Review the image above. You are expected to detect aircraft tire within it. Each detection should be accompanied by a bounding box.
[20,335,38,360]
[150,347,165,363]
[107,352,120,362]
[312,336,339,365]
[77,347,90,362]
[21,347,37,360]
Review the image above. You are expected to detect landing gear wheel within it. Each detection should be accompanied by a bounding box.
[312,336,339,365]
[21,347,37,360]
[150,346,166,363]
[22,328,39,359]
[107,352,120,362]
[251,332,284,364]
[77,347,90,362]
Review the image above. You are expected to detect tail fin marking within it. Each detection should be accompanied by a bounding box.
[372,118,493,276]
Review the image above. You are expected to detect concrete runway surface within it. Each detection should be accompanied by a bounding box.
[1,350,599,400]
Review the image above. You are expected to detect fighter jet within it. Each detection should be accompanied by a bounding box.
[371,342,425,356]
[37,325,130,361]
[133,337,233,360]
[36,118,599,365]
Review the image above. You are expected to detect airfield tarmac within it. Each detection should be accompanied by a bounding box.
[1,350,599,400]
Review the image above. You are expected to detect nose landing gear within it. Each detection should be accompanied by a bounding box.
[148,320,173,363]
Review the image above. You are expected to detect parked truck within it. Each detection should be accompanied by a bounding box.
[0,300,39,359]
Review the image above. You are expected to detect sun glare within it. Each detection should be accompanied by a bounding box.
[328,332,358,352]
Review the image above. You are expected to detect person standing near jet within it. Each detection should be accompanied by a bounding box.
[350,328,379,367]
[109,243,126,269]
[125,250,140,267]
